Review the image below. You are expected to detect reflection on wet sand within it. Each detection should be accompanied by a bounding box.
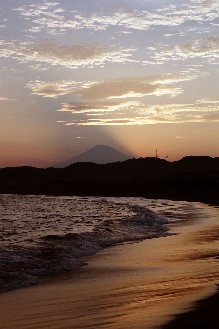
[0,203,218,329]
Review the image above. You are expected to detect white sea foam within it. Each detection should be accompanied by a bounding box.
[0,195,196,293]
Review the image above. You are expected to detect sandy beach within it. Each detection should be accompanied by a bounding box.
[161,286,219,329]
[0,202,218,329]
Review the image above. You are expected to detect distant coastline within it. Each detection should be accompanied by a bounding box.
[0,156,218,206]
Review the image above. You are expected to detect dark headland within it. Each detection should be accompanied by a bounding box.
[0,156,218,205]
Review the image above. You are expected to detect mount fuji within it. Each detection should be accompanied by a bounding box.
[54,145,131,168]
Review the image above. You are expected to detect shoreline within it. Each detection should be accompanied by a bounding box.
[0,201,218,328]
[158,202,219,329]
[160,286,219,329]
[0,196,171,294]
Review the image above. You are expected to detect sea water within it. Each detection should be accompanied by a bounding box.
[0,194,198,293]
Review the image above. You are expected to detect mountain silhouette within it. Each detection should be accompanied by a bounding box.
[54,145,131,168]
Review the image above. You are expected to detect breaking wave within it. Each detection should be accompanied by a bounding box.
[0,195,194,293]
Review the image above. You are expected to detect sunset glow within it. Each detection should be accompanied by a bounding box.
[0,0,218,167]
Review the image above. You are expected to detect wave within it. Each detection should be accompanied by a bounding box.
[1,195,199,293]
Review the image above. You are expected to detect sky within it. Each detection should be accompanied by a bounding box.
[0,0,219,167]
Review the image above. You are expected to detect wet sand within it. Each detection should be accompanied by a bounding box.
[0,203,218,329]
[161,286,219,329]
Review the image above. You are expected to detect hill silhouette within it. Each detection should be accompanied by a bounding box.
[0,156,218,205]
[54,145,131,167]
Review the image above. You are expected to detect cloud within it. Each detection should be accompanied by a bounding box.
[14,2,78,35]
[138,100,219,123]
[150,37,219,65]
[54,72,201,126]
[0,22,7,29]
[27,80,95,98]
[80,10,185,32]
[0,40,134,69]
[0,96,10,101]
[27,80,75,98]
[58,100,140,114]
[13,1,219,35]
[77,79,158,100]
[0,96,15,101]
[75,73,197,100]
[28,72,193,100]
[196,98,219,104]
[57,98,219,126]
[203,111,219,120]
[74,136,85,139]
[62,118,141,126]
[0,1,7,29]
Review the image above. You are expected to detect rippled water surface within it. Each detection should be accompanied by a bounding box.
[0,195,199,292]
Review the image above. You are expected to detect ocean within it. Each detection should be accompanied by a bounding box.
[0,194,200,293]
